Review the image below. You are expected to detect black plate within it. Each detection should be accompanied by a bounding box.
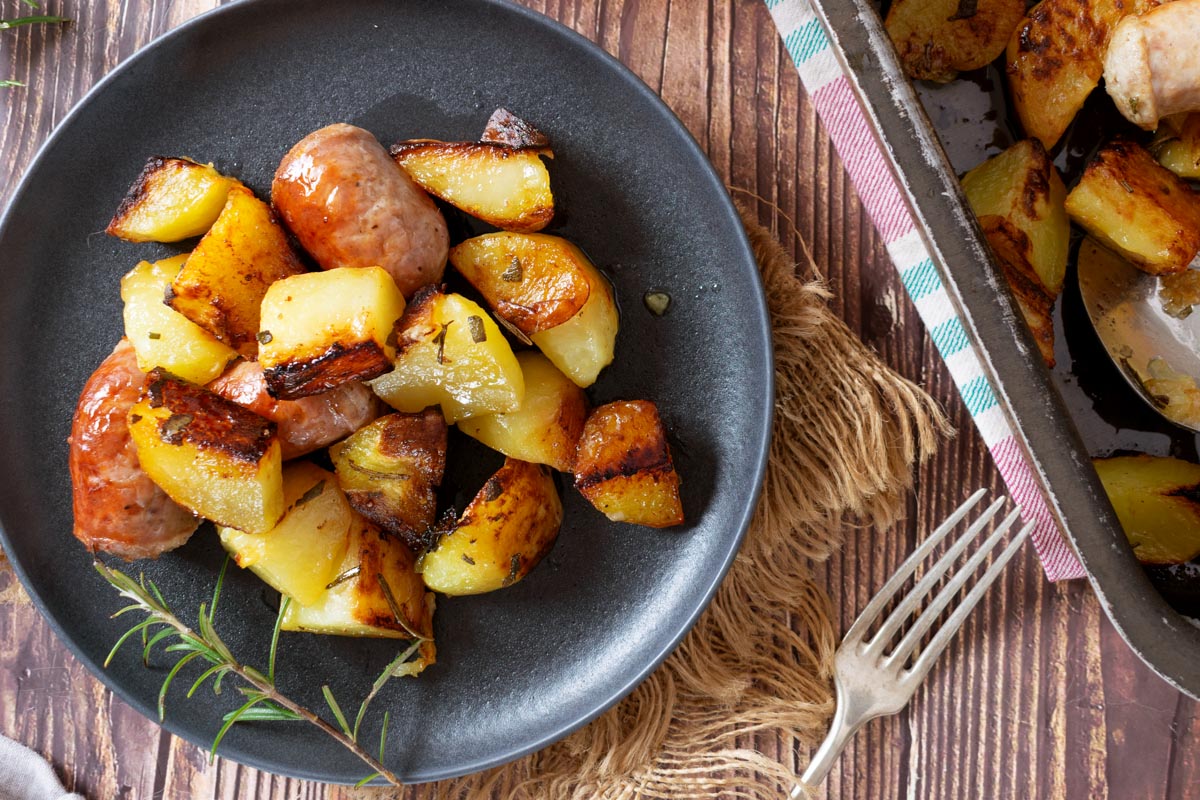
[0,0,772,783]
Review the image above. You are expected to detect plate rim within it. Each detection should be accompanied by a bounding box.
[0,0,775,783]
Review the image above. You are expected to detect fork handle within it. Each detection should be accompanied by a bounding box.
[788,703,863,798]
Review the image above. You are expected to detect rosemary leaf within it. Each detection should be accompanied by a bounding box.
[375,573,428,642]
[105,618,158,667]
[159,651,205,721]
[110,603,145,619]
[146,577,172,615]
[242,665,270,686]
[143,625,177,664]
[210,556,230,623]
[227,702,302,723]
[0,15,69,30]
[187,663,230,699]
[268,596,290,684]
[355,773,383,788]
[210,695,266,762]
[0,80,24,88]
[379,710,390,761]
[322,685,353,738]
[353,640,422,741]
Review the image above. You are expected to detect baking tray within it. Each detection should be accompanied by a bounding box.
[809,0,1200,699]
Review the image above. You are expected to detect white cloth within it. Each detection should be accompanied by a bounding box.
[0,735,84,800]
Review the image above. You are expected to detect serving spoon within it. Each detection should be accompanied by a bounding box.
[1076,236,1200,433]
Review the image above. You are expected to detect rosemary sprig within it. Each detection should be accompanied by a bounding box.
[2,2,69,88]
[95,558,427,786]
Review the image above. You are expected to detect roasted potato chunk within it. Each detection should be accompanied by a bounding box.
[1152,113,1200,180]
[962,139,1070,295]
[1094,455,1200,565]
[977,217,1057,366]
[106,156,237,243]
[370,287,524,423]
[167,184,304,357]
[121,255,238,385]
[528,243,618,388]
[574,401,684,528]
[480,108,550,149]
[330,410,447,551]
[449,232,591,336]
[283,514,436,654]
[127,371,284,534]
[886,0,1024,83]
[1006,0,1161,148]
[1065,140,1200,275]
[420,458,562,596]
[458,352,588,472]
[217,462,353,605]
[391,140,553,232]
[258,267,406,400]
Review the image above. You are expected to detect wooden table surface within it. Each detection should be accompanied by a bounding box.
[1,1,1197,798]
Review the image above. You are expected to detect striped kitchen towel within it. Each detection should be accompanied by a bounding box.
[766,0,1085,581]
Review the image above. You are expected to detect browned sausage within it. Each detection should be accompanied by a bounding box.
[207,360,380,460]
[272,123,448,297]
[69,340,199,560]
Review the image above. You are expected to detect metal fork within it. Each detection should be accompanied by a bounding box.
[790,489,1032,798]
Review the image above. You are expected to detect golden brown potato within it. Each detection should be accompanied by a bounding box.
[1006,0,1162,148]
[121,255,238,385]
[480,108,550,149]
[391,140,553,232]
[369,287,525,423]
[886,0,1024,83]
[1094,455,1200,565]
[330,410,447,551]
[458,352,588,472]
[1152,113,1200,179]
[961,139,1070,295]
[217,462,353,605]
[167,184,304,357]
[978,217,1057,366]
[449,232,591,335]
[574,401,684,528]
[1065,140,1200,275]
[283,514,436,660]
[127,370,284,534]
[420,458,562,596]
[257,267,406,400]
[106,156,238,243]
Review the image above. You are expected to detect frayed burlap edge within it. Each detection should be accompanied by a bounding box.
[366,204,950,799]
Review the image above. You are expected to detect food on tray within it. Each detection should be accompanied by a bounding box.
[258,266,407,400]
[330,410,447,552]
[370,286,525,423]
[1005,0,1162,148]
[420,458,563,596]
[962,139,1069,365]
[167,184,305,357]
[121,255,238,385]
[1140,357,1200,428]
[885,0,1023,83]
[391,140,554,233]
[1104,0,1200,130]
[1159,270,1200,319]
[1152,113,1200,179]
[69,340,200,560]
[73,110,683,657]
[272,123,449,298]
[1065,140,1200,275]
[575,401,684,528]
[458,351,588,473]
[106,156,238,243]
[127,370,284,535]
[1094,455,1200,565]
[208,361,378,461]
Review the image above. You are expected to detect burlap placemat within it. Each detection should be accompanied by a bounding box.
[0,203,948,796]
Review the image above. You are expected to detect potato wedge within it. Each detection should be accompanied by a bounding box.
[1006,0,1161,148]
[961,139,1070,295]
[480,108,550,149]
[258,267,406,400]
[391,140,553,232]
[283,514,436,653]
[127,371,283,534]
[977,217,1057,366]
[1065,140,1200,275]
[528,244,618,388]
[458,352,587,472]
[1094,455,1200,565]
[886,0,1024,83]
[106,156,237,243]
[167,184,304,357]
[330,410,447,551]
[217,462,353,605]
[449,232,591,336]
[420,458,562,596]
[369,287,524,423]
[1152,113,1200,180]
[121,255,239,385]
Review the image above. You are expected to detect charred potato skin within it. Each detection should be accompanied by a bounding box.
[886,0,1024,83]
[978,217,1057,366]
[481,108,550,149]
[574,401,684,528]
[330,410,448,551]
[1065,140,1200,275]
[106,156,237,243]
